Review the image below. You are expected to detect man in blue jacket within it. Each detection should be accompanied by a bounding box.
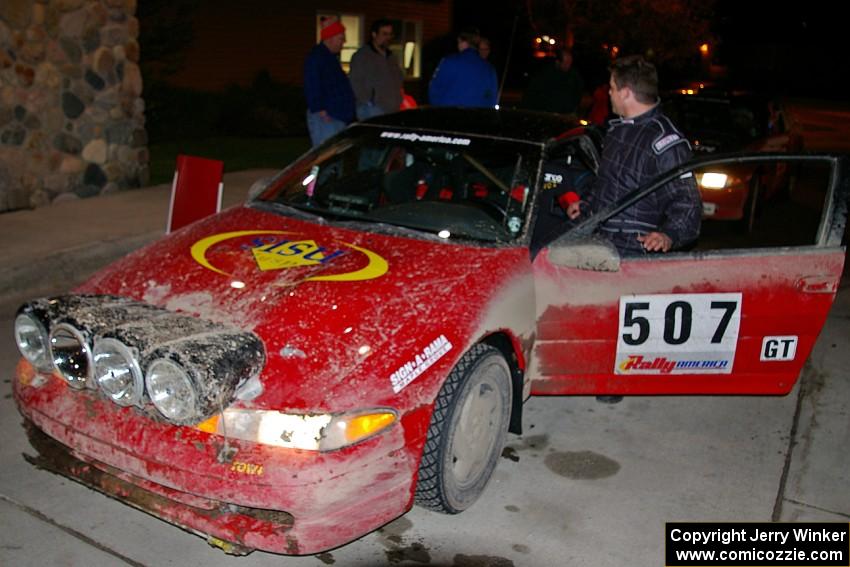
[428,28,498,108]
[303,17,356,146]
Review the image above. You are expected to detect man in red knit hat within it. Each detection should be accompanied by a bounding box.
[303,16,356,146]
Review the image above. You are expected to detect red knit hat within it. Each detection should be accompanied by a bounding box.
[320,18,346,40]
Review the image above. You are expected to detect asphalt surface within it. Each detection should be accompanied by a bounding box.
[1,100,848,566]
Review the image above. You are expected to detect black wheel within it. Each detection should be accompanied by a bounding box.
[415,344,512,513]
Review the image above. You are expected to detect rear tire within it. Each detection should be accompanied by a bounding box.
[415,344,512,513]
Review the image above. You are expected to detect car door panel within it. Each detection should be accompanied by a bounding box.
[530,247,844,395]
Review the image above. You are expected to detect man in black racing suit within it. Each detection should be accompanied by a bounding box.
[567,55,701,256]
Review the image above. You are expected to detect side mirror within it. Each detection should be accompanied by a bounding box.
[247,177,273,201]
[547,235,621,272]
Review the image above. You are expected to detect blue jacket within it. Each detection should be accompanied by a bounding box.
[428,48,498,108]
[303,43,355,123]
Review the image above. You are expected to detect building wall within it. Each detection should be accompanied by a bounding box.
[168,0,452,96]
[0,0,148,213]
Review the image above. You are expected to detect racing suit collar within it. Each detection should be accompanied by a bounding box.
[610,102,661,126]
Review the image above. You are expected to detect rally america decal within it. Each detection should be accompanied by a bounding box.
[390,335,453,393]
[380,131,471,146]
[615,293,742,375]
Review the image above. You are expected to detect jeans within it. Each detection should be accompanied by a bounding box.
[307,112,347,147]
[356,102,385,121]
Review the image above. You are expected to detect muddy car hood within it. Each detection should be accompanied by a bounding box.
[77,205,529,411]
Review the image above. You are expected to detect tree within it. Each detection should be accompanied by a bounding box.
[137,0,200,84]
[527,0,716,70]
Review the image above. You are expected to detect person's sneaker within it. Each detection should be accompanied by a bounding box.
[595,395,623,404]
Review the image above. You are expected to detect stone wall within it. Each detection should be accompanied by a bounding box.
[0,0,147,212]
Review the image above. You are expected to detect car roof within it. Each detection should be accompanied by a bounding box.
[361,107,582,144]
[663,85,771,104]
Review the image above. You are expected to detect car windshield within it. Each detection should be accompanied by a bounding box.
[254,126,541,242]
[662,96,766,149]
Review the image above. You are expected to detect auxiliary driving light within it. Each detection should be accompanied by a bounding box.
[145,358,198,422]
[94,338,144,406]
[49,323,93,389]
[14,312,52,372]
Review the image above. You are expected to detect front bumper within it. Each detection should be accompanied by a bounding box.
[700,186,748,220]
[14,360,420,555]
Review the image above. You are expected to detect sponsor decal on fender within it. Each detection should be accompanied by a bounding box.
[390,335,453,393]
[190,230,388,282]
[230,461,264,476]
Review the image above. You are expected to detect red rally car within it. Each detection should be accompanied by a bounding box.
[12,108,849,555]
[662,89,805,231]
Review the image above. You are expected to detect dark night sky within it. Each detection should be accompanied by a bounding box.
[454,0,848,99]
[712,1,847,96]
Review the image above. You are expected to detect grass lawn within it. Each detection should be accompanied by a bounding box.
[147,137,310,186]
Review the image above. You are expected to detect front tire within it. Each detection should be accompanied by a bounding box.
[415,344,512,513]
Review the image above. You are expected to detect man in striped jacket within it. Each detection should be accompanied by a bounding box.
[567,55,701,256]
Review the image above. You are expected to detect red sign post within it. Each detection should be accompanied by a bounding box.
[167,154,224,233]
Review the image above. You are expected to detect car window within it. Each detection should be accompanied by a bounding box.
[530,136,600,253]
[662,96,767,150]
[544,153,848,259]
[254,127,541,243]
[695,157,833,250]
[554,154,843,255]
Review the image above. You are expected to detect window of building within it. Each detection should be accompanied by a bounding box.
[315,14,422,79]
[316,12,363,72]
[388,19,422,79]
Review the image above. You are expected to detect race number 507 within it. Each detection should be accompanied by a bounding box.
[617,293,742,352]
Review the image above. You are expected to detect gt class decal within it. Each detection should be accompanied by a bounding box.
[190,230,388,282]
[616,293,742,375]
[760,336,798,361]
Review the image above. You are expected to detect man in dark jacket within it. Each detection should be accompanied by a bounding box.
[349,19,404,120]
[567,55,701,256]
[428,28,498,108]
[303,17,356,146]
[522,49,585,115]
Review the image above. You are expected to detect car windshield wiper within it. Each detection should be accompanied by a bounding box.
[332,218,439,238]
[250,200,328,223]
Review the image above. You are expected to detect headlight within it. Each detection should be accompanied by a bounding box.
[49,323,93,389]
[698,172,728,189]
[94,338,143,407]
[14,312,52,372]
[197,409,397,451]
[146,359,197,422]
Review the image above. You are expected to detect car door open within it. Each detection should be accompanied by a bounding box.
[530,153,848,396]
